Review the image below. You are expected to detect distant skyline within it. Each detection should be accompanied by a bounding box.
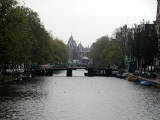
[21,0,157,47]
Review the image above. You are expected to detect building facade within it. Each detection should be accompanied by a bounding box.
[156,0,160,52]
[67,35,90,64]
[155,0,160,67]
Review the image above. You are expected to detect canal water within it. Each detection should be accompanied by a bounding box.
[0,70,160,120]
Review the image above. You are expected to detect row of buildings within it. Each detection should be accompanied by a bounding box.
[67,0,160,68]
[156,0,160,56]
[114,0,160,71]
[67,35,90,64]
[147,0,160,68]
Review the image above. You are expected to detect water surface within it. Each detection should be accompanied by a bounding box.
[0,70,160,120]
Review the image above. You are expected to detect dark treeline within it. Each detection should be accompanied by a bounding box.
[90,21,157,70]
[90,36,122,67]
[0,0,69,66]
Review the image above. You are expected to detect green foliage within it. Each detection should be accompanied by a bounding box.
[112,23,157,68]
[131,25,157,66]
[90,36,123,66]
[90,36,110,65]
[101,40,123,66]
[90,22,158,67]
[0,0,69,64]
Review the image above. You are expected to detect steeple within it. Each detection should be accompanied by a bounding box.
[69,35,73,41]
[78,42,83,48]
[78,42,83,52]
[67,35,77,49]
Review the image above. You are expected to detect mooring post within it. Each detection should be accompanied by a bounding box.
[67,69,72,77]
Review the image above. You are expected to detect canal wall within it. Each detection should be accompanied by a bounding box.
[136,76,160,87]
[0,75,16,84]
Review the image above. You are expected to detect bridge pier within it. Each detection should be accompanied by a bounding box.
[67,69,72,77]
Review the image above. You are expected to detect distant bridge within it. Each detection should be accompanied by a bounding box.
[53,67,87,70]
[32,66,87,76]
[32,66,112,77]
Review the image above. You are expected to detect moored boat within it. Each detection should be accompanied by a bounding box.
[127,75,137,82]
[140,81,152,86]
[16,74,32,81]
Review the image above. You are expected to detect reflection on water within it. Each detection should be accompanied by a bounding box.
[0,70,160,120]
[54,69,87,76]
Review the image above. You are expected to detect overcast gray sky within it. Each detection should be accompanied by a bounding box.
[21,0,157,47]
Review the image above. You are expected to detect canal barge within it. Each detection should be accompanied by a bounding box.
[84,68,112,76]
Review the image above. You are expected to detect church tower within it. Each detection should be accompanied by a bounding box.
[67,35,78,63]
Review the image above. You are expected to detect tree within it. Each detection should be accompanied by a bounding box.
[0,0,69,66]
[101,40,123,66]
[90,36,110,66]
[90,36,123,67]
